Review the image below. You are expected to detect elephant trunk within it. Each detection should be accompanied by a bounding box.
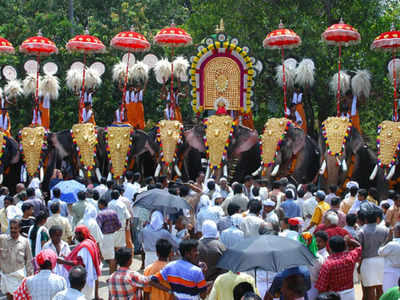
[369,164,378,181]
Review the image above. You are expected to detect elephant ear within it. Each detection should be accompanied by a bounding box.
[184,126,206,153]
[287,127,306,155]
[348,127,363,155]
[233,126,259,156]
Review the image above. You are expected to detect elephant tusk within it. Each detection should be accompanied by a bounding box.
[95,168,102,182]
[223,164,228,178]
[386,165,396,181]
[154,163,161,177]
[336,156,341,166]
[252,166,262,177]
[40,167,44,183]
[0,174,3,184]
[369,164,378,181]
[174,164,182,177]
[341,159,348,172]
[107,172,112,181]
[79,169,84,178]
[205,164,211,180]
[21,165,27,183]
[271,164,280,177]
[319,160,327,175]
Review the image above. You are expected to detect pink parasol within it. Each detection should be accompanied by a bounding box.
[263,21,301,116]
[66,29,105,123]
[322,18,361,116]
[154,22,192,120]
[20,31,58,125]
[111,26,150,121]
[371,24,400,120]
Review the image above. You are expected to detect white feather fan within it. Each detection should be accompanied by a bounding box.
[173,56,189,81]
[329,71,351,96]
[112,62,131,83]
[66,68,83,92]
[295,59,315,88]
[154,58,171,84]
[131,61,149,83]
[4,80,23,99]
[275,64,296,89]
[388,59,400,88]
[23,74,41,97]
[39,75,60,100]
[84,67,102,89]
[0,87,3,99]
[351,70,371,98]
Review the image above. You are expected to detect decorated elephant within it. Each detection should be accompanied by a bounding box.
[319,116,384,196]
[0,132,20,188]
[252,117,320,184]
[185,115,258,180]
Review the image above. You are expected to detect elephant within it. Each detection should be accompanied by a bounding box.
[0,134,21,191]
[318,116,385,198]
[185,115,259,181]
[47,125,151,183]
[251,118,320,184]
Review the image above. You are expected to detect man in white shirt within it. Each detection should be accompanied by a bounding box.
[379,222,400,292]
[240,200,265,238]
[262,199,279,228]
[123,172,141,201]
[93,177,108,198]
[109,190,131,249]
[53,266,87,300]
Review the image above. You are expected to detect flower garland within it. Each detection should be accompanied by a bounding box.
[70,128,98,177]
[190,36,254,114]
[18,129,48,178]
[203,118,237,170]
[377,124,400,169]
[105,126,134,179]
[260,120,292,168]
[321,120,352,158]
[156,122,183,167]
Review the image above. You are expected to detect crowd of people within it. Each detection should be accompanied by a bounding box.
[0,171,400,300]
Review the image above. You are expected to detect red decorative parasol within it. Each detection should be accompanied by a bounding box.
[371,24,400,120]
[154,22,192,120]
[0,37,14,54]
[111,26,150,121]
[322,18,361,116]
[263,21,301,116]
[20,31,58,125]
[66,29,105,123]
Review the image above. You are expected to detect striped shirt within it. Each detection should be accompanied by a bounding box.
[157,259,207,300]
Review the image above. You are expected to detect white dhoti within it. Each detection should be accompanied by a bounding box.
[0,269,25,294]
[82,282,95,299]
[383,266,400,292]
[144,251,158,267]
[101,233,116,260]
[338,288,355,300]
[114,229,126,248]
[360,257,384,287]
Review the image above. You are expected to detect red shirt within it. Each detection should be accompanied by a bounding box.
[315,247,362,292]
[315,224,351,239]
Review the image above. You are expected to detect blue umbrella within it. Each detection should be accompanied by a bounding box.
[52,180,86,204]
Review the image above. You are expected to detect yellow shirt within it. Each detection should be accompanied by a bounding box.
[311,201,331,225]
[208,271,258,300]
[143,260,173,300]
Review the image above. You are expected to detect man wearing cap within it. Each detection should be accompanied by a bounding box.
[305,191,330,232]
[262,199,279,228]
[280,189,301,218]
[340,183,359,214]
[218,177,232,199]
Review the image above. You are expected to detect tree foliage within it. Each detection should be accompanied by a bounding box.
[0,0,399,146]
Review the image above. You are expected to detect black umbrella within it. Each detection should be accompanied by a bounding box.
[217,235,316,273]
[133,188,191,214]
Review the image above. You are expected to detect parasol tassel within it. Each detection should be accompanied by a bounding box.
[95,168,101,182]
[252,166,262,176]
[386,165,396,181]
[4,80,23,99]
[174,164,182,177]
[295,59,315,88]
[154,163,161,177]
[352,70,371,99]
[271,164,280,177]
[369,164,378,181]
[329,71,351,96]
[319,160,327,175]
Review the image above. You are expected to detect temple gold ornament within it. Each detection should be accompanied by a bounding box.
[205,115,233,168]
[106,126,132,178]
[322,117,351,155]
[20,126,46,177]
[377,120,400,166]
[261,118,291,165]
[158,120,182,165]
[72,123,97,170]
